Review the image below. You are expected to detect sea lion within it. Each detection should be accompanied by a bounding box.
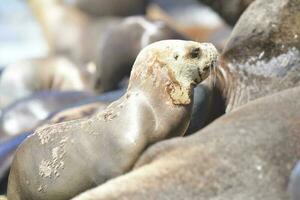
[0,91,93,139]
[0,57,92,108]
[73,85,300,200]
[28,0,122,65]
[95,16,186,92]
[7,40,218,200]
[71,0,300,199]
[64,0,148,17]
[216,0,300,112]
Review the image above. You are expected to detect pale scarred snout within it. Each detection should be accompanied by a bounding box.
[132,40,219,88]
[177,42,218,87]
[191,43,219,84]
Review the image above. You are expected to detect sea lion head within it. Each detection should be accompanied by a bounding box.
[130,40,219,105]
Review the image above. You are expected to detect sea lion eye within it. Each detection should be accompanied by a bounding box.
[190,47,201,58]
[174,54,179,60]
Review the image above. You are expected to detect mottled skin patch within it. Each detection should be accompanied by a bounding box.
[7,40,218,200]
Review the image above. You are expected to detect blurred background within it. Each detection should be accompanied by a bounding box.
[0,0,230,67]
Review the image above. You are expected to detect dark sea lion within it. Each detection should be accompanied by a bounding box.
[73,85,300,200]
[0,57,92,108]
[190,0,300,130]
[0,132,32,194]
[95,16,186,92]
[216,0,300,112]
[7,40,218,200]
[186,79,225,135]
[0,91,93,140]
[64,0,148,17]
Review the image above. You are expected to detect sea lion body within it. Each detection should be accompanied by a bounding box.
[7,40,218,199]
[0,57,91,108]
[73,85,300,200]
[95,16,186,92]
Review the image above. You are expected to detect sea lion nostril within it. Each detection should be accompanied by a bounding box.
[190,47,201,58]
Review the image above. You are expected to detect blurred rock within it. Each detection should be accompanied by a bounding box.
[0,57,93,108]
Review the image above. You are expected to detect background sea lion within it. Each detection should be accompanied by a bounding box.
[0,89,125,141]
[28,0,122,65]
[0,91,93,139]
[0,57,92,108]
[46,89,126,124]
[95,16,186,92]
[64,0,148,17]
[7,40,218,200]
[73,85,300,200]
